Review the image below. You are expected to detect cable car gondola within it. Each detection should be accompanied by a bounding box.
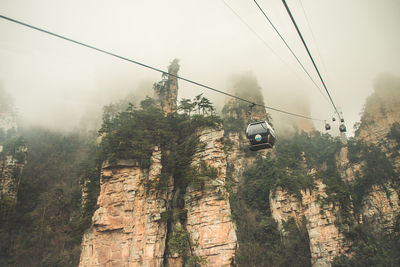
[339,124,347,133]
[325,122,331,131]
[246,120,276,151]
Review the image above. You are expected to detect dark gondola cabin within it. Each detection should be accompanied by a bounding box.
[339,124,347,133]
[325,123,331,131]
[246,120,276,151]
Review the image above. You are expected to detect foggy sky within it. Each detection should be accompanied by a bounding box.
[0,0,399,135]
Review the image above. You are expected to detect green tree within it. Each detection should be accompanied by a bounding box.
[193,93,203,114]
[198,96,214,115]
[178,98,195,116]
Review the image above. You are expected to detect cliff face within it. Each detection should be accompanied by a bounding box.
[268,73,400,266]
[79,148,168,266]
[335,147,360,185]
[0,146,27,202]
[153,59,180,115]
[337,145,399,231]
[352,74,400,231]
[356,73,400,145]
[360,184,399,230]
[79,128,237,266]
[184,129,237,266]
[0,94,26,205]
[80,148,171,267]
[79,71,399,266]
[270,180,350,267]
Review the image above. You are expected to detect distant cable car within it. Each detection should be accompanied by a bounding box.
[246,120,276,151]
[339,110,345,123]
[332,117,336,122]
[339,124,347,133]
[325,122,331,131]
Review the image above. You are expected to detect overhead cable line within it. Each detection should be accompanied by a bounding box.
[0,14,323,122]
[298,0,329,77]
[221,0,276,58]
[281,0,342,120]
[221,0,306,83]
[251,0,331,105]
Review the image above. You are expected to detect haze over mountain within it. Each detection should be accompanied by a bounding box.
[1,0,399,134]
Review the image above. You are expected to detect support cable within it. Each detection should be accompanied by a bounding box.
[298,0,329,77]
[0,14,324,122]
[252,0,331,105]
[221,0,308,85]
[281,0,342,120]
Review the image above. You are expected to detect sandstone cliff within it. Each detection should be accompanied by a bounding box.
[270,181,350,267]
[80,127,237,266]
[346,73,400,232]
[0,144,27,203]
[153,59,180,115]
[80,148,171,267]
[355,73,400,145]
[267,73,400,266]
[0,91,26,206]
[184,129,237,266]
[79,70,399,266]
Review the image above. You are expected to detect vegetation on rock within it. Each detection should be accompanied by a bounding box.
[0,128,99,266]
[231,127,400,266]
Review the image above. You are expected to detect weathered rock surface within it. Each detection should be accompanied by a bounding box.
[355,74,400,150]
[0,100,24,203]
[270,180,350,267]
[270,188,303,232]
[184,128,237,266]
[154,59,179,115]
[335,147,361,185]
[80,129,238,266]
[225,132,256,192]
[79,148,171,267]
[361,183,400,231]
[351,74,400,231]
[0,151,27,202]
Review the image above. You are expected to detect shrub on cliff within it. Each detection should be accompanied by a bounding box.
[99,97,221,169]
[0,127,97,266]
[388,122,400,146]
[232,131,352,266]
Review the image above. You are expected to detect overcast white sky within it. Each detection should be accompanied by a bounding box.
[0,0,399,134]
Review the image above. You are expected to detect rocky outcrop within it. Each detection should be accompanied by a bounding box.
[154,59,180,114]
[355,73,400,146]
[335,147,361,185]
[184,128,237,266]
[360,184,400,231]
[0,147,27,203]
[225,132,258,193]
[301,181,350,267]
[270,180,350,267]
[80,128,238,266]
[0,96,26,204]
[351,74,400,230]
[270,188,303,232]
[79,148,172,267]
